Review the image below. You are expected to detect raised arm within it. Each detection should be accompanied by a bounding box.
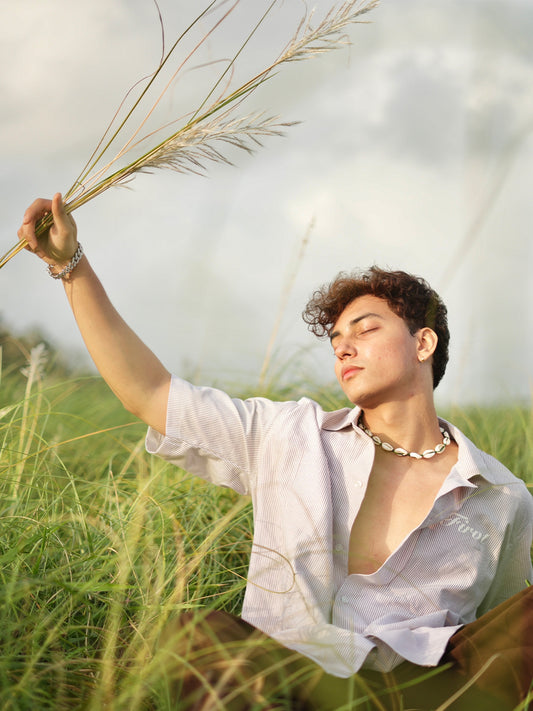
[18,193,171,435]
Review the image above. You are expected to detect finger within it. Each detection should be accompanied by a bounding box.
[23,197,52,225]
[17,226,33,251]
[18,218,38,250]
[19,198,52,249]
[51,193,77,241]
[51,193,68,229]
[16,227,42,256]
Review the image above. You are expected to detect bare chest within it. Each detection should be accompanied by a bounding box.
[348,462,448,575]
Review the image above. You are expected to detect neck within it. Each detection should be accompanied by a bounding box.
[359,396,442,453]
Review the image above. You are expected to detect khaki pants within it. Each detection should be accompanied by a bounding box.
[158,586,533,710]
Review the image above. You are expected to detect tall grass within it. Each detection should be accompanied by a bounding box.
[0,340,531,709]
[0,344,254,709]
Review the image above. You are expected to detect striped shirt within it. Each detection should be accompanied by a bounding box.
[146,375,533,677]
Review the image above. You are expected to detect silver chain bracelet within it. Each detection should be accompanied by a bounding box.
[47,243,84,280]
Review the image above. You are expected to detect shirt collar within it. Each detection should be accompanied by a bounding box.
[320,407,496,487]
[320,405,363,432]
[439,417,499,486]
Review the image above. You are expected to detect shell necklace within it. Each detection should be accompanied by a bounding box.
[359,418,451,460]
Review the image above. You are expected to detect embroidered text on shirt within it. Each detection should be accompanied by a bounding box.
[442,514,489,543]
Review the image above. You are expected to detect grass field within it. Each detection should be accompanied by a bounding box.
[1,337,532,710]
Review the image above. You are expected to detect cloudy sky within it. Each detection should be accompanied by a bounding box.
[1,0,532,406]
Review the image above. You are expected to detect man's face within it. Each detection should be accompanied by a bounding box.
[330,295,422,408]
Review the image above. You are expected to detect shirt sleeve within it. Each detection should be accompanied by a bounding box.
[145,374,289,495]
[476,487,533,615]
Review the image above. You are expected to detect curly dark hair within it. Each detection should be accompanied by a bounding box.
[302,266,449,388]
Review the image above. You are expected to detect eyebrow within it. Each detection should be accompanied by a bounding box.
[329,312,384,343]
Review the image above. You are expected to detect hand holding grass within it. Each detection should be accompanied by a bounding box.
[18,193,78,271]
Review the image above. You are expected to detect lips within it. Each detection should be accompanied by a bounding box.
[341,364,363,380]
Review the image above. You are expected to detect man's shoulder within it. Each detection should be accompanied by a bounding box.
[169,375,358,431]
[295,397,358,431]
[242,394,359,441]
[264,395,357,432]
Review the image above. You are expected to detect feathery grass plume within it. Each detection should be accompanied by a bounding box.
[12,343,48,498]
[0,0,378,270]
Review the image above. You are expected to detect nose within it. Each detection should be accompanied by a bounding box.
[333,336,357,359]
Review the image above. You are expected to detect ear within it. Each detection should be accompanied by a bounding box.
[416,327,438,363]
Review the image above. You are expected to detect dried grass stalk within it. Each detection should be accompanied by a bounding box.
[0,0,378,270]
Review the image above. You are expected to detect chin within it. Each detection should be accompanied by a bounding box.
[347,387,388,410]
[343,389,368,407]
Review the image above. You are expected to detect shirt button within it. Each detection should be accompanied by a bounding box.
[334,544,344,552]
[354,480,363,487]
[341,596,349,604]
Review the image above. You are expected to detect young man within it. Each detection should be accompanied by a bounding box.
[18,194,533,709]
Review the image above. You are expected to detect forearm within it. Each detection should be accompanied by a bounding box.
[18,194,171,433]
[63,254,170,434]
